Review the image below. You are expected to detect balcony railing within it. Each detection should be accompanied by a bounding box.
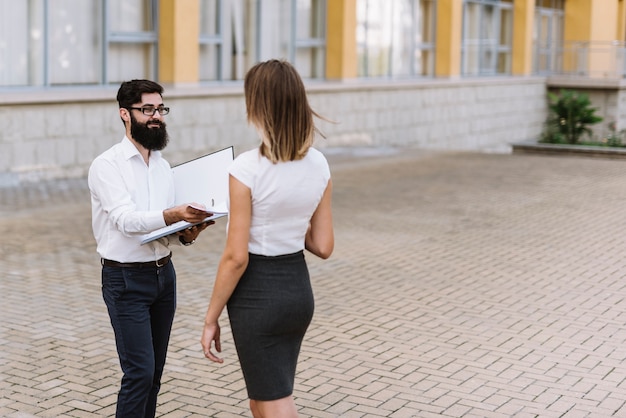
[534,41,626,78]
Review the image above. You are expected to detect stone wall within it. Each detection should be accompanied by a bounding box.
[309,77,547,152]
[0,77,548,185]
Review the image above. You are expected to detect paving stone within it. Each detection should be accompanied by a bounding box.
[4,148,626,416]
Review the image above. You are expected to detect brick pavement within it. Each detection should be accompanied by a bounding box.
[2,147,626,417]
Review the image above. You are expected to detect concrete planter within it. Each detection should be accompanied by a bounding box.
[511,141,626,160]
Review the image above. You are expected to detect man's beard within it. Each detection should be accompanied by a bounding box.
[130,115,169,151]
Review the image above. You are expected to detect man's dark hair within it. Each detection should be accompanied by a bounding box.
[116,79,164,110]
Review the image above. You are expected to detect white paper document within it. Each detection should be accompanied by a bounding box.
[141,146,234,245]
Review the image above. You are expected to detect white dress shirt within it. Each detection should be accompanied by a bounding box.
[88,136,175,262]
[229,147,331,256]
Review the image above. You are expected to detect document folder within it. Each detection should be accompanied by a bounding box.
[141,146,234,244]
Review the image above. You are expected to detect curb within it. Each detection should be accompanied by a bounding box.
[511,141,626,159]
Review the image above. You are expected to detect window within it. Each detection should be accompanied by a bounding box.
[0,1,38,87]
[106,0,159,85]
[0,0,157,89]
[0,0,102,87]
[533,0,564,75]
[199,0,223,81]
[199,0,326,82]
[462,0,513,76]
[292,0,326,78]
[2,0,326,88]
[357,0,436,78]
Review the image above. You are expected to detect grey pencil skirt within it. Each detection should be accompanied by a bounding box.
[226,250,314,401]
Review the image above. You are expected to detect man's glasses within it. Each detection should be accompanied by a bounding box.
[128,106,170,116]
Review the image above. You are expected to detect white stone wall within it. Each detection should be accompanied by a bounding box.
[0,77,548,185]
[309,77,547,153]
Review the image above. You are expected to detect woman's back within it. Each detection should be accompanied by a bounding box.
[229,147,330,256]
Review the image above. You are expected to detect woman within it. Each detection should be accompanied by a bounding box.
[200,59,334,418]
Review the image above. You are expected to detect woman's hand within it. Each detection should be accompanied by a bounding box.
[201,321,223,363]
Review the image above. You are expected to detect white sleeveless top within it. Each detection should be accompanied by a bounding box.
[229,147,331,256]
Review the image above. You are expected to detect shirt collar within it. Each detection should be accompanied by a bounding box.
[120,135,162,162]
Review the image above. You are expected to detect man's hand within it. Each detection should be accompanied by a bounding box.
[163,203,213,225]
[177,220,215,243]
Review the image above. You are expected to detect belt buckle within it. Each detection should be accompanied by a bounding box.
[156,257,165,267]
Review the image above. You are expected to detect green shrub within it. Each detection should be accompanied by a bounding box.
[540,89,603,145]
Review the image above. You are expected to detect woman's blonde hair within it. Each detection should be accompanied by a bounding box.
[244,59,324,163]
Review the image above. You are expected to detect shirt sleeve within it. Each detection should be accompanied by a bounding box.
[88,156,166,236]
[229,150,258,190]
[310,147,331,183]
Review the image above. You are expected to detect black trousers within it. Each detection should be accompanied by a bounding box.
[101,261,176,418]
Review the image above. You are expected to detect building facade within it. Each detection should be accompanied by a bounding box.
[0,0,624,184]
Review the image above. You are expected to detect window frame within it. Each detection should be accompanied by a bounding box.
[199,0,224,82]
[290,0,327,79]
[198,0,326,83]
[461,0,513,77]
[103,0,160,85]
[533,0,564,75]
[0,0,159,89]
[356,0,437,79]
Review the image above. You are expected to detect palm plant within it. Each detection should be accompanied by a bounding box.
[541,89,603,144]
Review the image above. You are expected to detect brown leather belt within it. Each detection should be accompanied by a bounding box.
[101,253,172,269]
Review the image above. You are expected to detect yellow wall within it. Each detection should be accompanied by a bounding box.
[326,0,358,79]
[159,0,200,83]
[619,0,626,41]
[590,2,618,41]
[154,0,626,82]
[564,0,619,77]
[512,0,534,76]
[435,0,463,77]
[564,0,620,42]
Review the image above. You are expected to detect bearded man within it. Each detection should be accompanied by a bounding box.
[88,79,213,418]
